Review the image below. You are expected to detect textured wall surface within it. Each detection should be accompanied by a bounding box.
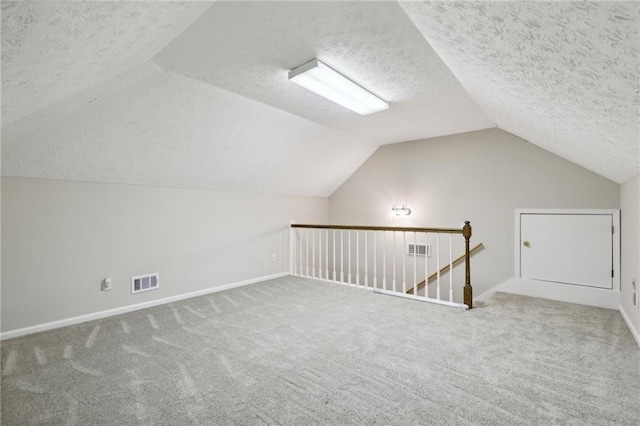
[400,1,640,183]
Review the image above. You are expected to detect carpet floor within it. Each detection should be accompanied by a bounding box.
[1,276,639,425]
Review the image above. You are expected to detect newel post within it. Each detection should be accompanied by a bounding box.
[462,221,473,309]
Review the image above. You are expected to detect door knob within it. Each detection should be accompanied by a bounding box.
[523,241,531,247]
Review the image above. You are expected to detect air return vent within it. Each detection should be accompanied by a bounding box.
[131,273,159,294]
[407,243,430,256]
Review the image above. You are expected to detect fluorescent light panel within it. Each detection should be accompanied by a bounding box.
[288,59,389,115]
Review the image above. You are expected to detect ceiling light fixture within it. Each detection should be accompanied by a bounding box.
[288,59,389,115]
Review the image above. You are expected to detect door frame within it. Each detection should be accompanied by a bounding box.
[514,209,621,292]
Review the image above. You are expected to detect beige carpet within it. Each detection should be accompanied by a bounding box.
[1,276,639,425]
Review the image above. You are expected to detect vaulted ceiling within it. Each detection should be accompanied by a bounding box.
[2,1,638,197]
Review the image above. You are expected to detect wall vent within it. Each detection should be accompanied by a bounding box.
[131,273,159,294]
[407,243,430,256]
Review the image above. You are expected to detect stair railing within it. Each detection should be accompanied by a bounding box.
[407,242,484,295]
[290,221,475,309]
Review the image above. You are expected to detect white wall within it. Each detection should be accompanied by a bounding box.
[620,175,640,344]
[1,177,328,332]
[329,128,620,300]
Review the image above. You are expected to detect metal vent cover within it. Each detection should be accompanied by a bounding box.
[131,273,159,294]
[407,243,430,256]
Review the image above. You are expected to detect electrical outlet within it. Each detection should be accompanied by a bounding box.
[101,277,112,291]
[271,254,276,263]
[633,278,637,308]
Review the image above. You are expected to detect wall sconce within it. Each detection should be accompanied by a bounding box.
[391,204,412,216]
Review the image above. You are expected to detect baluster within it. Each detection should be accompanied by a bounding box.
[340,230,344,283]
[364,232,368,287]
[373,232,377,289]
[413,231,417,296]
[317,229,321,279]
[392,231,397,293]
[436,234,441,300]
[356,231,360,286]
[292,228,297,276]
[449,234,454,302]
[312,229,316,278]
[325,229,329,281]
[424,232,429,297]
[383,232,387,291]
[299,229,303,277]
[348,231,352,284]
[402,232,406,293]
[305,228,309,278]
[333,230,337,282]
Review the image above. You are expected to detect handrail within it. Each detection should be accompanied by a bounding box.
[406,243,484,295]
[291,223,464,234]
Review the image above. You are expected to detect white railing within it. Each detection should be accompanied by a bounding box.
[290,223,474,309]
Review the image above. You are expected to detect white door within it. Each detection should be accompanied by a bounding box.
[519,214,613,289]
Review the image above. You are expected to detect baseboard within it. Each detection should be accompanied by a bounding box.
[0,272,289,341]
[477,277,621,310]
[619,305,640,348]
[473,285,502,304]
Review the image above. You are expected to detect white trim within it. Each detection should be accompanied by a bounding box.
[374,288,469,310]
[328,277,373,290]
[619,305,640,348]
[514,208,621,291]
[485,277,621,310]
[293,273,374,291]
[473,285,501,304]
[0,272,288,341]
[476,282,637,348]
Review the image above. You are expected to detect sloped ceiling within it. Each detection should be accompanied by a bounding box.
[400,1,639,183]
[153,1,491,145]
[1,0,212,126]
[1,1,638,198]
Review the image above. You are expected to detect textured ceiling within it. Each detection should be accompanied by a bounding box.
[1,1,492,196]
[2,1,639,198]
[2,65,376,196]
[400,1,640,183]
[1,0,212,126]
[154,1,492,145]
